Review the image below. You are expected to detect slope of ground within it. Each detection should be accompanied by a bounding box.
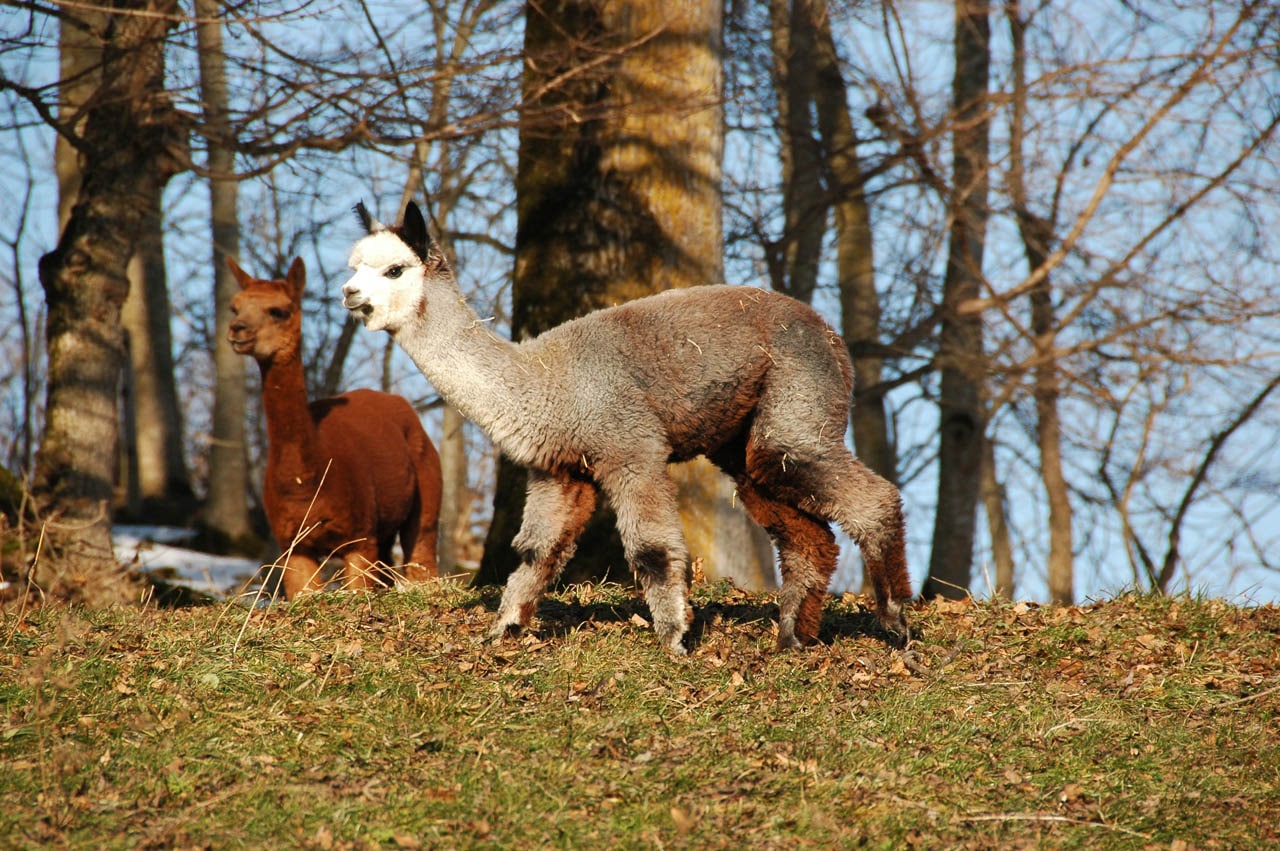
[2,582,1277,848]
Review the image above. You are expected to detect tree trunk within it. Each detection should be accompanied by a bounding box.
[806,0,900,597]
[197,0,252,545]
[479,0,775,589]
[922,0,991,600]
[34,0,183,604]
[120,184,195,523]
[769,0,826,303]
[437,402,471,577]
[1008,1,1072,605]
[980,435,1014,598]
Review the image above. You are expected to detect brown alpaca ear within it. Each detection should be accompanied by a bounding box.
[226,256,252,290]
[286,256,306,302]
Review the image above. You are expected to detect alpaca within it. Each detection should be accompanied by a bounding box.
[341,202,911,653]
[227,256,442,599]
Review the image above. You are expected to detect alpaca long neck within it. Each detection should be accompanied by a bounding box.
[391,291,531,455]
[257,355,321,481]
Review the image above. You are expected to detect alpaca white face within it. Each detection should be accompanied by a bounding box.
[342,231,425,333]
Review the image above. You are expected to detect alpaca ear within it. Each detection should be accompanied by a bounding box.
[286,256,306,302]
[353,201,382,234]
[225,256,252,290]
[401,201,433,264]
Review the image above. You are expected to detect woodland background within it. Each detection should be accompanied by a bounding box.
[1,0,1278,609]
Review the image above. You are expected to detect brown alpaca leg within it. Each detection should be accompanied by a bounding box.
[281,554,325,600]
[489,472,597,640]
[402,509,440,583]
[404,445,442,580]
[341,547,387,591]
[735,481,838,649]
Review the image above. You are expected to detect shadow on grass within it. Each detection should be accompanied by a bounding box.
[466,582,914,651]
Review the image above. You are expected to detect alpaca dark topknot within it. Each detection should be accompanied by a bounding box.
[341,200,912,653]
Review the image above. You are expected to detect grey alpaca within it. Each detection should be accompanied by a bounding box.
[341,201,912,654]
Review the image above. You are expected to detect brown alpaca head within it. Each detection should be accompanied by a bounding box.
[227,256,306,364]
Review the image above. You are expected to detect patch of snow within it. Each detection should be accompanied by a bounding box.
[114,525,264,600]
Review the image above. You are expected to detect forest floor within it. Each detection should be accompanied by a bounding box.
[1,579,1277,849]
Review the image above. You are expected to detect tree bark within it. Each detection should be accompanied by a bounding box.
[437,402,471,577]
[121,183,195,523]
[478,0,775,589]
[980,434,1014,598]
[1008,1,1071,604]
[769,0,826,304]
[922,0,991,600]
[34,0,183,604]
[807,2,898,487]
[197,0,252,545]
[775,0,899,595]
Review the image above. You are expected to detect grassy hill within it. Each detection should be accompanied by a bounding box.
[2,581,1277,848]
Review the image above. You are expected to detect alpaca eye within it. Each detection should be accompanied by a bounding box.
[386,265,404,279]
[269,307,289,320]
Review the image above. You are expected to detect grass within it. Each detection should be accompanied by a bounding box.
[2,580,1277,848]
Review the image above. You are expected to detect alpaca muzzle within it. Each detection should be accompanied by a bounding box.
[341,285,373,316]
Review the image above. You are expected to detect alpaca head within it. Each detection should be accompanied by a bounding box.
[343,200,451,333]
[227,256,306,364]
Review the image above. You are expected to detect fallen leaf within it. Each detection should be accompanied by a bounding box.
[671,806,697,834]
[1059,783,1085,804]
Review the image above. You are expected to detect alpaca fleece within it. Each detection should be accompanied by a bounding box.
[342,201,910,652]
[228,256,442,598]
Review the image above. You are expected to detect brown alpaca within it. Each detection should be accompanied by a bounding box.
[227,256,442,599]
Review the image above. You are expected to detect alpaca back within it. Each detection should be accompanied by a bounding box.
[521,286,853,462]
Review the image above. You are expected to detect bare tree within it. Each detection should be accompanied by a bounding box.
[120,179,195,523]
[478,0,776,588]
[197,0,252,546]
[922,0,991,600]
[27,0,185,601]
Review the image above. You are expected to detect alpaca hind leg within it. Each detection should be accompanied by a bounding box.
[735,481,838,649]
[489,472,598,640]
[808,456,912,640]
[404,448,443,580]
[401,492,440,583]
[602,467,693,655]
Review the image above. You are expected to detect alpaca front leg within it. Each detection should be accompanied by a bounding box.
[605,468,694,654]
[633,548,694,656]
[773,537,836,650]
[280,554,325,600]
[341,550,386,591]
[489,561,555,639]
[488,471,597,642]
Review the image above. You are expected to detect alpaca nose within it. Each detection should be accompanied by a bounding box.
[342,282,367,309]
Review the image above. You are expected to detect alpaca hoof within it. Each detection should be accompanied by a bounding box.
[486,620,522,644]
[877,600,911,645]
[776,632,804,651]
[776,615,808,650]
[656,625,689,656]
